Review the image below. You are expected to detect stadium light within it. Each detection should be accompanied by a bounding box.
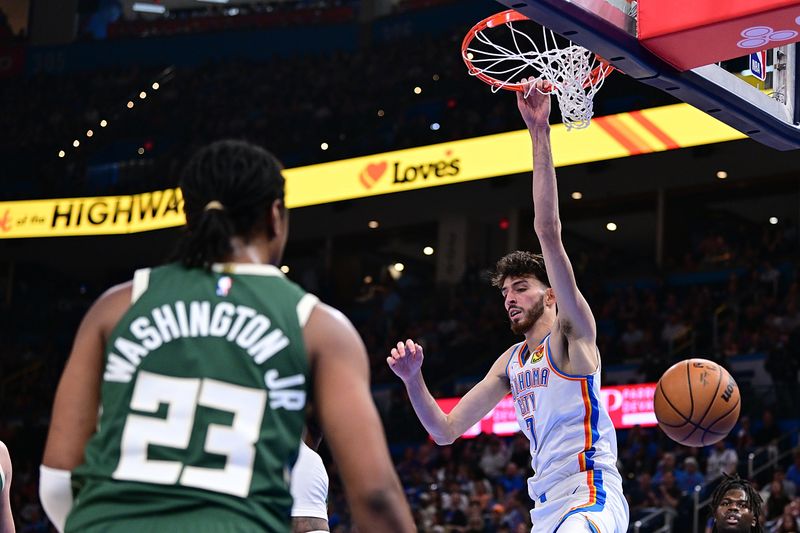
[86,129,93,137]
[393,263,405,272]
[127,101,134,109]
[72,140,80,148]
[769,217,778,225]
[132,2,167,14]
[430,123,440,131]
[423,246,434,256]
[137,147,145,155]
[320,142,329,150]
[377,109,385,117]
[606,222,618,231]
[716,170,728,179]
[152,82,160,90]
[139,91,147,99]
[58,150,65,158]
[368,220,379,229]
[413,86,422,95]
[100,119,108,127]
[280,265,290,273]
[571,191,583,200]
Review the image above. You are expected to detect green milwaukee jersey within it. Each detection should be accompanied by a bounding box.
[67,263,317,532]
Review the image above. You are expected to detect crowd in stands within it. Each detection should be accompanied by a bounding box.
[321,418,800,531]
[100,1,357,40]
[0,0,671,200]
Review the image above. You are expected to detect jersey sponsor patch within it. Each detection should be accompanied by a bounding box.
[530,343,545,363]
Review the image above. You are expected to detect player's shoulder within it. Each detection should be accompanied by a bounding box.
[98,280,133,303]
[500,341,525,359]
[491,341,525,373]
[91,280,134,318]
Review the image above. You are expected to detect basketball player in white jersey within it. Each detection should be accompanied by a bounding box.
[291,421,329,533]
[388,79,629,532]
[0,441,14,533]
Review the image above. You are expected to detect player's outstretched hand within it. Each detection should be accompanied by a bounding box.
[387,339,424,382]
[516,77,552,130]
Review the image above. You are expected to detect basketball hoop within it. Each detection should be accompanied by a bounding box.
[462,10,614,130]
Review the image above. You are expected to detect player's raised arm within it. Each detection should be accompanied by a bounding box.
[387,340,510,445]
[517,79,598,374]
[304,304,415,532]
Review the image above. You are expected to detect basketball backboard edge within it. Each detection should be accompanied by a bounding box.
[497,0,800,150]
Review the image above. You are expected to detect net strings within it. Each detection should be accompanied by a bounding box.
[465,23,611,129]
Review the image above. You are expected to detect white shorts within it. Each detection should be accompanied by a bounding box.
[530,470,629,532]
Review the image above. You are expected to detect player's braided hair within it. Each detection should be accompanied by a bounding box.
[491,251,550,288]
[177,140,285,269]
[710,473,764,533]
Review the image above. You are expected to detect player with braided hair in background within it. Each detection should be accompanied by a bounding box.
[708,473,764,533]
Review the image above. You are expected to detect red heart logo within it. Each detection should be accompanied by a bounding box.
[359,161,387,189]
[367,161,387,180]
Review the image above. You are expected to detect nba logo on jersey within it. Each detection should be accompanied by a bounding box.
[216,276,233,296]
[750,51,767,81]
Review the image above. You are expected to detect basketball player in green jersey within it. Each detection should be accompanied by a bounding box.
[0,441,14,533]
[39,140,415,532]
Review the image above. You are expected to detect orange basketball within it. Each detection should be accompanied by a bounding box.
[653,358,741,447]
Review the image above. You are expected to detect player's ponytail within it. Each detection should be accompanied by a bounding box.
[177,139,285,269]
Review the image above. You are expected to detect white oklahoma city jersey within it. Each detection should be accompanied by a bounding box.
[506,334,622,502]
[290,441,329,520]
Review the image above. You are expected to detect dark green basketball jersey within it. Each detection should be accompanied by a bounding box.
[67,263,318,532]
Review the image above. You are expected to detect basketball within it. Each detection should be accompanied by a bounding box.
[653,358,741,447]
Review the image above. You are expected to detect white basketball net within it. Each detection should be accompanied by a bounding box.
[465,23,611,130]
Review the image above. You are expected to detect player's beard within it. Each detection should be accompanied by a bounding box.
[510,295,545,335]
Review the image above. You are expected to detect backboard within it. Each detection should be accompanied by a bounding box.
[495,0,800,150]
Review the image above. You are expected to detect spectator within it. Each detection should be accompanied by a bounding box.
[737,416,756,457]
[774,469,797,499]
[653,452,687,488]
[657,470,683,516]
[479,437,509,480]
[768,507,800,532]
[661,313,690,348]
[680,457,706,493]
[707,440,739,482]
[620,320,645,356]
[755,409,781,448]
[755,409,782,464]
[763,480,791,522]
[786,449,800,491]
[628,471,660,518]
[498,463,526,497]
